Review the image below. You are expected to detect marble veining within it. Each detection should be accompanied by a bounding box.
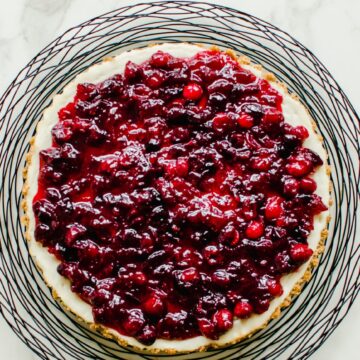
[21,0,71,45]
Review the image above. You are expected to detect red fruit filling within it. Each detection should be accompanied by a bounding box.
[32,49,327,344]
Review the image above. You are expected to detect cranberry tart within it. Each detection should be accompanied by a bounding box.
[23,43,330,353]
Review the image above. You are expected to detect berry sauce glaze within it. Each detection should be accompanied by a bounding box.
[33,49,327,345]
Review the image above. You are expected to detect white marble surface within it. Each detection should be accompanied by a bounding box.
[0,0,359,359]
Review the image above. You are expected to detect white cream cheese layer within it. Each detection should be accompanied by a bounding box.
[25,43,330,352]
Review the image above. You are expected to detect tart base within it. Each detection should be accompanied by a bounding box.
[22,43,331,354]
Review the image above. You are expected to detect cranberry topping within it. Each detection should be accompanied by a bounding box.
[33,49,327,344]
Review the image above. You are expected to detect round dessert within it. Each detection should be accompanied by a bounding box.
[23,43,330,353]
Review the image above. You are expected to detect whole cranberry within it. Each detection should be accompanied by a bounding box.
[212,113,232,133]
[136,324,157,345]
[212,269,231,288]
[265,196,284,220]
[245,220,264,239]
[283,176,300,197]
[146,73,165,89]
[183,83,203,101]
[175,267,200,290]
[267,279,283,297]
[234,300,253,319]
[254,298,270,314]
[237,113,254,128]
[143,295,164,317]
[212,309,233,332]
[122,309,145,336]
[300,177,317,193]
[150,51,171,67]
[290,244,313,262]
[288,125,309,141]
[286,159,312,177]
[197,318,218,339]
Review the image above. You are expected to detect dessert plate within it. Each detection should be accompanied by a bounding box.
[0,2,358,360]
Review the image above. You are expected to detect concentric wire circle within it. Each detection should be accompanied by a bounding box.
[0,2,359,359]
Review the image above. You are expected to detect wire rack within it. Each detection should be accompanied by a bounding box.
[0,2,359,359]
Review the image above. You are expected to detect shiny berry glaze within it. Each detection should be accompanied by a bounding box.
[33,49,327,344]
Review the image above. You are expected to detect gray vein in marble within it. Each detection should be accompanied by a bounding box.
[21,0,71,45]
